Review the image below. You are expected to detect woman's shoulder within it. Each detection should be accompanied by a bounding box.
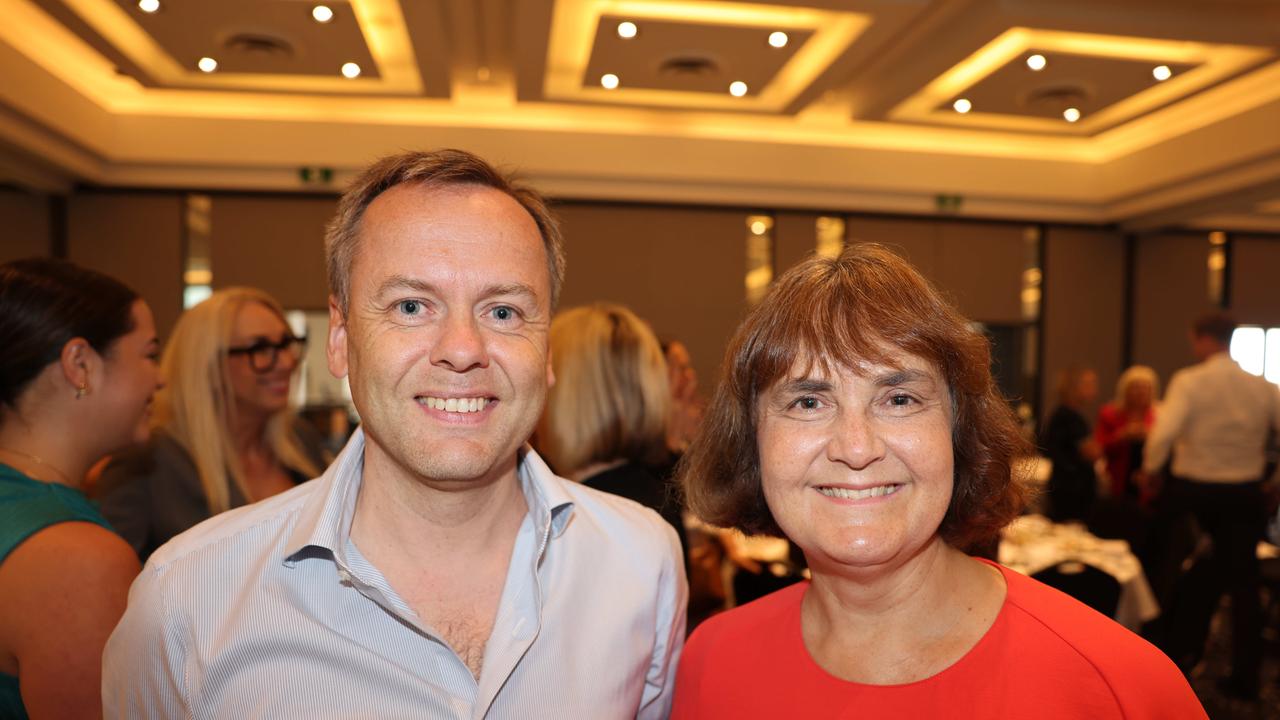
[998,565,1204,716]
[685,581,807,658]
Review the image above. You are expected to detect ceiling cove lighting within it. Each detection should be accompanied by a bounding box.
[1152,64,1173,81]
[197,56,217,73]
[601,73,620,89]
[617,21,637,39]
[729,81,748,97]
[1026,53,1046,71]
[952,98,972,113]
[768,31,788,48]
[138,0,160,13]
[341,62,361,78]
[1063,107,1081,122]
[312,5,334,23]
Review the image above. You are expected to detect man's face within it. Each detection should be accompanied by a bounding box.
[328,182,555,488]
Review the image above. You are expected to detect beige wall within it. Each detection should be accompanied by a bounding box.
[1041,227,1125,416]
[1231,236,1280,328]
[0,189,52,262]
[210,194,335,310]
[1131,233,1211,386]
[66,191,185,340]
[774,211,821,276]
[554,202,748,392]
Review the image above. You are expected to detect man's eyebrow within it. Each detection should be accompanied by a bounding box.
[482,282,539,301]
[374,275,436,299]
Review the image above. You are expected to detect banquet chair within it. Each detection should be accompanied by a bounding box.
[1033,561,1122,617]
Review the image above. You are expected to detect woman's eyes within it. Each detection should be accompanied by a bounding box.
[888,393,916,407]
[788,396,824,411]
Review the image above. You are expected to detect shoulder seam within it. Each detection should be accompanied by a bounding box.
[1004,593,1125,712]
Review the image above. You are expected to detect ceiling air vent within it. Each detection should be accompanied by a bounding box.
[657,53,720,78]
[223,33,294,59]
[1021,84,1091,112]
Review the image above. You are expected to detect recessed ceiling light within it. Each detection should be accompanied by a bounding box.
[601,73,620,90]
[768,31,788,48]
[1152,65,1172,81]
[952,98,972,114]
[1063,107,1081,123]
[729,81,748,97]
[138,0,160,13]
[1026,54,1046,71]
[197,56,217,73]
[341,62,361,79]
[750,220,768,235]
[312,5,334,23]
[617,21,637,39]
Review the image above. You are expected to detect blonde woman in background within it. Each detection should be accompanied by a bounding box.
[97,287,330,560]
[1096,365,1160,503]
[537,303,687,553]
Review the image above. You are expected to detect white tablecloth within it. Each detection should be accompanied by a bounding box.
[999,514,1160,631]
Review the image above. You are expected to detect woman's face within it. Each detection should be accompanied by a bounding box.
[226,301,299,418]
[1124,378,1154,410]
[97,300,163,449]
[756,348,955,573]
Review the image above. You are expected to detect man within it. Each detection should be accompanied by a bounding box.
[1142,311,1280,700]
[104,149,687,718]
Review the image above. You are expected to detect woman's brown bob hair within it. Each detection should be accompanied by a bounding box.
[680,243,1029,551]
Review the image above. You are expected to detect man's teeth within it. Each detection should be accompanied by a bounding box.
[418,397,489,413]
[817,485,901,500]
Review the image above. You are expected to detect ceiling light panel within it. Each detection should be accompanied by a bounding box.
[548,0,871,112]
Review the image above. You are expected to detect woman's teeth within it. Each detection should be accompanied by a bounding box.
[418,396,488,413]
[817,484,901,500]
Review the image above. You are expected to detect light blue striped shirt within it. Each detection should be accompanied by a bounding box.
[103,429,686,719]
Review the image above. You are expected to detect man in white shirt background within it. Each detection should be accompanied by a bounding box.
[104,149,687,718]
[1142,311,1280,701]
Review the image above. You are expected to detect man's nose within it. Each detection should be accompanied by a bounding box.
[432,313,489,372]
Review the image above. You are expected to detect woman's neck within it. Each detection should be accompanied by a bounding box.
[0,421,92,488]
[230,409,271,456]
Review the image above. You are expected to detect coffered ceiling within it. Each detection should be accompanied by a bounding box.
[2,0,1279,230]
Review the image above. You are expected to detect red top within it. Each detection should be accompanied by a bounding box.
[1095,404,1156,500]
[672,561,1205,719]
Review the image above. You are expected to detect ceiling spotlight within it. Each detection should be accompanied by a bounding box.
[750,220,768,236]
[312,5,334,23]
[601,73,620,90]
[197,56,217,73]
[952,98,972,114]
[1153,65,1172,81]
[768,31,788,48]
[341,62,361,78]
[138,0,160,13]
[617,21,637,39]
[1026,54,1046,71]
[729,81,748,97]
[1063,107,1081,123]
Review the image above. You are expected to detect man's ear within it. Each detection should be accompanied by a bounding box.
[327,296,350,380]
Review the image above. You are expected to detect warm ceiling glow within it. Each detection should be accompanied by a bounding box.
[1026,53,1046,71]
[600,73,619,89]
[750,220,768,235]
[952,98,972,113]
[617,21,637,39]
[768,31,788,48]
[729,81,748,97]
[137,0,160,13]
[1153,64,1172,81]
[312,5,334,23]
[1063,107,1081,122]
[341,62,361,78]
[196,56,217,73]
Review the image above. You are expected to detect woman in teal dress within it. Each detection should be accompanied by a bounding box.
[0,258,163,719]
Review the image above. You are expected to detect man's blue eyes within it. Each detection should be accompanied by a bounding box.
[398,300,422,315]
[394,301,519,321]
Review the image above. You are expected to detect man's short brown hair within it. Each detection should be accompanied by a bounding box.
[679,243,1029,552]
[1192,311,1236,346]
[325,148,566,312]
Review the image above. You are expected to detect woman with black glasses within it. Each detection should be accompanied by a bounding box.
[97,287,330,561]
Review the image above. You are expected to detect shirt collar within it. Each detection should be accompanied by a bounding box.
[283,427,575,567]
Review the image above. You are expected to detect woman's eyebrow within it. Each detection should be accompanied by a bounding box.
[873,368,933,387]
[777,377,833,394]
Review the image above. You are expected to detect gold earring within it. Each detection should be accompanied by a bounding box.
[75,383,87,399]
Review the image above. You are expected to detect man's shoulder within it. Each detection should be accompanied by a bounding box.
[554,474,674,540]
[144,479,318,574]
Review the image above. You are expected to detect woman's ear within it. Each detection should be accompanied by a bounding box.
[59,338,98,399]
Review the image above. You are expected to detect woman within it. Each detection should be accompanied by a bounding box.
[672,245,1203,717]
[97,287,328,560]
[0,258,162,718]
[1096,366,1159,502]
[1041,366,1103,522]
[537,304,686,547]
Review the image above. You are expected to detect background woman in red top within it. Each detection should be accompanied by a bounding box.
[1095,365,1160,503]
[672,245,1203,719]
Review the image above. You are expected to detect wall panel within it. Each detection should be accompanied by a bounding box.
[210,194,335,310]
[1132,233,1211,386]
[0,189,52,262]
